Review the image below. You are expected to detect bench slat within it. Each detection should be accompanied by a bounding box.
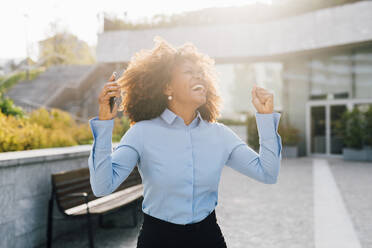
[55,176,90,190]
[52,168,89,184]
[64,184,144,215]
[52,166,142,211]
[56,175,139,200]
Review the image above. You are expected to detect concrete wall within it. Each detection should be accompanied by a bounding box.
[0,144,118,248]
[96,1,372,63]
[282,59,311,156]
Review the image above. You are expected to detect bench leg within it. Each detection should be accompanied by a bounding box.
[99,214,104,228]
[132,203,137,227]
[46,198,54,248]
[86,212,94,248]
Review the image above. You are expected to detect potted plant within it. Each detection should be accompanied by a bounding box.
[363,105,372,161]
[246,113,259,152]
[246,112,300,157]
[278,118,300,158]
[335,108,367,161]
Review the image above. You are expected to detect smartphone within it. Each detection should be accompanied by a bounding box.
[109,69,125,113]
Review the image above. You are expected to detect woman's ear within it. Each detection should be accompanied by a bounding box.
[163,83,172,95]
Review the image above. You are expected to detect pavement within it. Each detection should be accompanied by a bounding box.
[46,157,372,248]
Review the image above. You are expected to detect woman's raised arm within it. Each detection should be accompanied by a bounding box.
[222,112,282,184]
[87,71,141,197]
[223,85,282,184]
[88,118,142,196]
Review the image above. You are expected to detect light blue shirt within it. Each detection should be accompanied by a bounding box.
[88,107,282,225]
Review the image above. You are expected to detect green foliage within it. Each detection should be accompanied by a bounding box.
[365,106,372,146]
[0,108,80,152]
[39,32,95,67]
[335,108,364,149]
[246,113,259,152]
[246,112,300,152]
[113,116,131,142]
[0,92,25,117]
[0,68,44,94]
[278,118,301,146]
[29,108,77,129]
[0,106,131,152]
[104,0,361,31]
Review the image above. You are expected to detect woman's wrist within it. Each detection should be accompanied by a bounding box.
[257,110,273,114]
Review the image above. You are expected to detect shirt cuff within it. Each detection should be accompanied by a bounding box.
[255,112,281,141]
[89,116,114,149]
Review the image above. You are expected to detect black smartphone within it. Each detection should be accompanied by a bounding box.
[109,69,125,113]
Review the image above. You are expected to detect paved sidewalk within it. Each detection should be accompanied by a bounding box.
[46,157,372,248]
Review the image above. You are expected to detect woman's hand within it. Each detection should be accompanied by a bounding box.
[98,72,121,120]
[251,84,274,114]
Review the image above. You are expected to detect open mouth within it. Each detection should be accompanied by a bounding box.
[191,84,205,93]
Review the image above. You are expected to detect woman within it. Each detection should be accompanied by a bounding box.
[88,36,282,248]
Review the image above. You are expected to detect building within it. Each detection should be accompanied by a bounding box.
[95,1,372,156]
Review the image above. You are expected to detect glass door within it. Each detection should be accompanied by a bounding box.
[307,99,372,156]
[311,106,326,154]
[330,105,347,154]
[308,103,347,156]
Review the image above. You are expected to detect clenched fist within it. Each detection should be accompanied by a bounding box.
[251,85,274,114]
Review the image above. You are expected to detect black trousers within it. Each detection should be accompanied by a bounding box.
[136,209,227,248]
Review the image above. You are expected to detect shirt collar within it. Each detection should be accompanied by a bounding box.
[160,107,204,127]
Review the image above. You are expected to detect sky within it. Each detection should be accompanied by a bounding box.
[0,0,272,61]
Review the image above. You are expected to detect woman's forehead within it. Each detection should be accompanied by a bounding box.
[177,59,201,70]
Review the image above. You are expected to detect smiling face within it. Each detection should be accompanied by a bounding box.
[164,59,207,109]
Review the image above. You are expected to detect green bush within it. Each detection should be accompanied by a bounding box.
[0,68,44,94]
[364,106,372,147]
[245,112,300,152]
[246,113,259,152]
[278,118,300,146]
[0,92,25,117]
[0,106,131,152]
[113,116,131,142]
[335,108,364,149]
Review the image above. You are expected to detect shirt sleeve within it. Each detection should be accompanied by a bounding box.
[88,116,142,197]
[222,112,282,184]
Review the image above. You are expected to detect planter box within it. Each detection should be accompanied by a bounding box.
[364,146,372,161]
[282,146,298,158]
[343,147,368,161]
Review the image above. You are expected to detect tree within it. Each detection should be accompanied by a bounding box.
[38,20,95,67]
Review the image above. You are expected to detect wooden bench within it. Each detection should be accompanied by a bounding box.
[46,166,143,248]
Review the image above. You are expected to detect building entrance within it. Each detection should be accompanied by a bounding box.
[306,99,372,156]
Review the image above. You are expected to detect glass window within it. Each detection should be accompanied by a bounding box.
[309,54,352,100]
[311,106,326,154]
[215,62,283,117]
[354,47,372,99]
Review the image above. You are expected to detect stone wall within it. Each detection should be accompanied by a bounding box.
[0,143,117,248]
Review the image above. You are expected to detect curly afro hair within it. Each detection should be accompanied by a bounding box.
[116,36,223,126]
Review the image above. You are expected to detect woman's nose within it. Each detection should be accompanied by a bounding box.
[193,71,203,79]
